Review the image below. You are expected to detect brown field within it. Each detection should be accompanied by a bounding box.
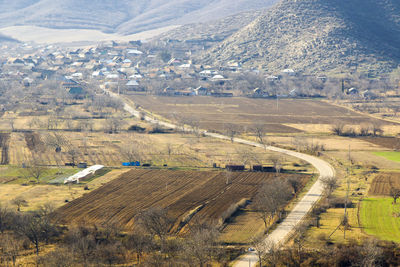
[129,95,392,134]
[56,169,308,234]
[369,172,400,196]
[0,132,10,164]
[360,137,400,150]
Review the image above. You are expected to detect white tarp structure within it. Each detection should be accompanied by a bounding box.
[64,165,104,184]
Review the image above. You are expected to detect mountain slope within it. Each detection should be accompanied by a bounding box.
[202,0,400,74]
[157,9,265,43]
[0,0,277,34]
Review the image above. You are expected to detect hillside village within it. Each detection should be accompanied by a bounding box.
[1,39,397,111]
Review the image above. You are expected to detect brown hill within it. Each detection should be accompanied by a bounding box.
[201,0,400,74]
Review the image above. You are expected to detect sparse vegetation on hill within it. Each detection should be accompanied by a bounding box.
[202,0,400,74]
[0,0,277,34]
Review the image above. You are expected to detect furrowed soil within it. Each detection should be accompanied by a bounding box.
[0,132,10,165]
[130,96,390,134]
[369,172,400,196]
[360,137,400,150]
[56,169,308,233]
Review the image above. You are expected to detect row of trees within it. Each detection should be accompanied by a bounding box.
[331,121,384,137]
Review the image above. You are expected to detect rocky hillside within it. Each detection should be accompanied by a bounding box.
[0,0,277,34]
[157,10,264,43]
[201,0,400,74]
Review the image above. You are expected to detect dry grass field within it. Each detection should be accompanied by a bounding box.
[0,169,129,211]
[130,95,395,134]
[56,169,308,237]
[2,130,309,170]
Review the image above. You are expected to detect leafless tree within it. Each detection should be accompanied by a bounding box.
[288,176,302,197]
[138,207,173,251]
[44,133,68,153]
[8,118,15,132]
[255,178,292,229]
[371,122,384,136]
[390,188,400,204]
[66,225,96,266]
[123,230,152,264]
[67,148,80,166]
[270,155,283,174]
[120,142,143,162]
[0,233,22,267]
[359,123,371,136]
[13,206,59,256]
[0,203,12,233]
[104,117,123,133]
[182,224,220,267]
[20,157,47,184]
[331,121,345,136]
[253,124,268,148]
[360,238,383,267]
[225,124,238,143]
[250,236,270,267]
[11,197,28,212]
[321,176,339,197]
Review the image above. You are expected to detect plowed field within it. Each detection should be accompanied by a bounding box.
[369,172,400,196]
[130,96,389,134]
[56,169,307,232]
[360,137,400,150]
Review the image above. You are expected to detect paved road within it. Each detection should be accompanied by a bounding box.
[105,90,335,267]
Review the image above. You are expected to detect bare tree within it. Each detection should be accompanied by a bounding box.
[123,230,152,264]
[8,118,15,132]
[288,176,302,197]
[182,224,219,267]
[250,236,270,267]
[225,124,238,143]
[390,188,400,204]
[11,197,28,212]
[0,203,12,233]
[331,121,345,136]
[104,117,122,133]
[20,157,47,184]
[321,176,339,197]
[67,148,80,166]
[270,155,283,174]
[371,122,384,136]
[253,124,268,148]
[138,207,173,251]
[13,206,59,256]
[255,178,292,229]
[44,133,68,153]
[120,142,143,163]
[0,234,22,267]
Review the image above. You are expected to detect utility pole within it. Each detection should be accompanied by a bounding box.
[344,144,351,239]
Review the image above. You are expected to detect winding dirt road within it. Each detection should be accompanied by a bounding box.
[106,90,335,266]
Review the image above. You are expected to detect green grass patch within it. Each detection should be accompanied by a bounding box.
[361,197,400,242]
[373,151,400,162]
[2,167,78,185]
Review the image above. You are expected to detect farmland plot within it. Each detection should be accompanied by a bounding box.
[56,169,308,233]
[369,172,400,196]
[130,96,391,134]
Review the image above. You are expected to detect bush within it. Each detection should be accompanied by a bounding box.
[128,125,146,132]
[328,197,353,208]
